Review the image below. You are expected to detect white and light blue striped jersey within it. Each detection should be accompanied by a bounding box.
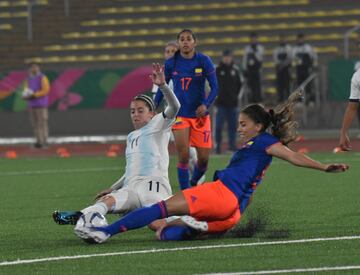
[124,112,174,186]
[350,68,360,101]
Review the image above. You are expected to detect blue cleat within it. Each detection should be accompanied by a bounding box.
[52,210,82,225]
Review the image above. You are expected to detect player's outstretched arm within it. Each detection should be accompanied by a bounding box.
[267,143,349,173]
[339,102,359,151]
[150,63,180,119]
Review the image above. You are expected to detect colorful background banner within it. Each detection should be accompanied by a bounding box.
[0,66,153,112]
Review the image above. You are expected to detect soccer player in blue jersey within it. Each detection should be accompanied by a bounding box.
[152,40,206,185]
[154,29,218,190]
[76,91,349,243]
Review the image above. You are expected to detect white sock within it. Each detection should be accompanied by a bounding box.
[81,202,108,216]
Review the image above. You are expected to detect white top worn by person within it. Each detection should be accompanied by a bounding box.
[53,64,180,231]
[90,64,180,213]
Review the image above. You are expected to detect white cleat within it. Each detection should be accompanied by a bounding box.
[181,215,208,232]
[74,224,110,244]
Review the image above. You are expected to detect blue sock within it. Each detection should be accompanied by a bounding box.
[160,225,196,241]
[98,201,168,236]
[190,163,207,186]
[177,162,190,190]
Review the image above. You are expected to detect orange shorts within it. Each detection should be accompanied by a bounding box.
[182,180,239,222]
[172,115,212,148]
[207,208,240,233]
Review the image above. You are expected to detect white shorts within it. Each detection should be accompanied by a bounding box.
[108,176,172,214]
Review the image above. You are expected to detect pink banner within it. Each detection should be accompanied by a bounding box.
[105,66,152,108]
[0,71,27,92]
[49,69,85,107]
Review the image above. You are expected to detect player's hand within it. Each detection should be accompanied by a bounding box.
[339,133,351,151]
[195,104,207,118]
[324,163,349,173]
[149,63,165,86]
[94,188,113,200]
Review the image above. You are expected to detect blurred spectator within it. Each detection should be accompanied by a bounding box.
[293,33,318,106]
[242,32,264,103]
[215,49,242,154]
[273,34,293,102]
[151,41,179,97]
[22,63,50,148]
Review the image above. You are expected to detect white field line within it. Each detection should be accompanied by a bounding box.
[199,265,360,274]
[0,235,359,267]
[0,167,120,176]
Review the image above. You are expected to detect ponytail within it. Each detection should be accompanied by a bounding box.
[268,91,302,145]
[241,91,302,145]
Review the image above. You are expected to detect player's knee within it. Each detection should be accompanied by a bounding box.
[196,159,208,168]
[157,225,195,241]
[178,152,190,163]
[148,219,166,231]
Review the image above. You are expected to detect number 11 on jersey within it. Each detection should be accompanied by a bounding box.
[149,180,160,192]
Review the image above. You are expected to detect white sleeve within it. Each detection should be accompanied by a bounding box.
[350,70,360,101]
[151,84,159,98]
[160,83,180,119]
[168,80,174,91]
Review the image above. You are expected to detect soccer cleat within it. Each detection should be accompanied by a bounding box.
[181,215,208,232]
[74,224,110,244]
[52,210,83,225]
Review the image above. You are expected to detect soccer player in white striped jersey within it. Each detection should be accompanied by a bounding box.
[53,63,180,231]
[339,67,360,150]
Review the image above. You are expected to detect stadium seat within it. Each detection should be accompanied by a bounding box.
[26,46,338,64]
[80,9,360,27]
[62,20,360,39]
[98,0,309,14]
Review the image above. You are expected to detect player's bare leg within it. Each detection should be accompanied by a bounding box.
[173,128,191,189]
[190,147,210,186]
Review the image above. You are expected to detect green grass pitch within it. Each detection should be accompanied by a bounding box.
[0,153,359,274]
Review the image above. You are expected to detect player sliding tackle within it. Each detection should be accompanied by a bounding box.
[76,88,349,244]
[53,63,182,232]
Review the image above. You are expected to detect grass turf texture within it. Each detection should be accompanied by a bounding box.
[0,153,359,274]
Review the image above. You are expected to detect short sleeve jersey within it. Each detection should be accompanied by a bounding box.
[349,69,360,102]
[124,113,174,186]
[214,132,280,213]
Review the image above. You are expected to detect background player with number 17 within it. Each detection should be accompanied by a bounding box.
[154,29,218,190]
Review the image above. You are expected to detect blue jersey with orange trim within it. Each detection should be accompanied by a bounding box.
[214,132,279,213]
[154,51,218,118]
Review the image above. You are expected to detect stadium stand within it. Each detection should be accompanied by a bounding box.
[1,0,360,133]
[0,0,358,69]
